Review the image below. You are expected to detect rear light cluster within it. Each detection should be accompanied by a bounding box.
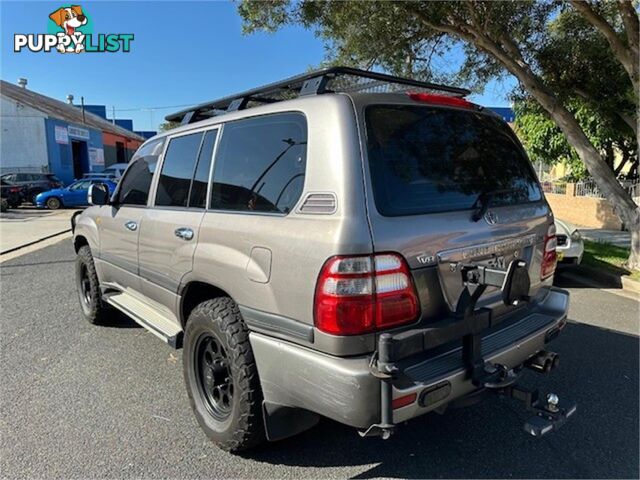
[540,223,557,280]
[314,253,420,335]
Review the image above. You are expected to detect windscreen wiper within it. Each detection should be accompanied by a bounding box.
[471,188,520,222]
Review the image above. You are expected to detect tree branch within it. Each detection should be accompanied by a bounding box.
[570,0,638,92]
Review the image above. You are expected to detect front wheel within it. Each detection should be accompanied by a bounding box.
[46,197,62,210]
[75,245,110,324]
[183,298,265,452]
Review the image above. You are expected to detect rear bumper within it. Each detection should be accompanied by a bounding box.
[249,287,569,430]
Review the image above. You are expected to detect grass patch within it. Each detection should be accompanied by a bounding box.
[582,240,640,281]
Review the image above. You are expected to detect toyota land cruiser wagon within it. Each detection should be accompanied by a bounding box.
[72,67,574,452]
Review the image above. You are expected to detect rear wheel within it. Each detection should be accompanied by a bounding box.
[183,298,265,452]
[46,197,61,210]
[75,245,110,324]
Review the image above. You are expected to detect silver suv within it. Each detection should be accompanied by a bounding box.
[72,67,574,452]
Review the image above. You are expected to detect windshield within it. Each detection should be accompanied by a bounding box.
[365,105,542,217]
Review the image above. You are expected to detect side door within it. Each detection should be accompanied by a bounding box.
[65,180,90,205]
[137,129,218,315]
[96,137,165,293]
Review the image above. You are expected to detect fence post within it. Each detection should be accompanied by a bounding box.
[566,183,576,197]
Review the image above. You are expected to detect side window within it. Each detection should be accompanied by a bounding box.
[155,132,204,208]
[189,130,217,208]
[118,138,165,206]
[69,180,89,191]
[210,113,307,214]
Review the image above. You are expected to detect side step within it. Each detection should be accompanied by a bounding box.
[104,291,183,348]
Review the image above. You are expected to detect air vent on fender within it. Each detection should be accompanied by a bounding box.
[297,193,337,215]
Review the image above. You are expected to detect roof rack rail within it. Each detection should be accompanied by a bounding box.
[166,66,470,125]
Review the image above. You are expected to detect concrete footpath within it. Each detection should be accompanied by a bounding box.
[0,208,77,255]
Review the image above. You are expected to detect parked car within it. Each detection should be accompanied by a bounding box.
[555,219,584,265]
[0,179,26,208]
[36,178,116,210]
[0,172,63,204]
[72,67,573,453]
[83,163,128,182]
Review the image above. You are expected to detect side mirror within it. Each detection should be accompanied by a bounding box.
[88,183,110,206]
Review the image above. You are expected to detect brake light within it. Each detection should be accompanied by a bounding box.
[314,253,420,335]
[9,187,20,193]
[541,223,557,280]
[407,92,475,109]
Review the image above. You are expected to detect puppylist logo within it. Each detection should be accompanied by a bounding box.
[14,5,134,54]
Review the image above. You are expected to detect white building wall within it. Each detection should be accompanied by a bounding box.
[0,95,49,172]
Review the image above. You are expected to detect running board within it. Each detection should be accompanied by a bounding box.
[104,291,183,348]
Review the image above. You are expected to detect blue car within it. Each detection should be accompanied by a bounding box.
[36,179,117,210]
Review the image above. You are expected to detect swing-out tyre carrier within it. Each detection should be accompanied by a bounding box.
[251,284,571,439]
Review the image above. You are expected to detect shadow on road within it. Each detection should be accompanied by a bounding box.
[242,322,639,479]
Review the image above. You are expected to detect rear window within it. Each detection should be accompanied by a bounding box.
[365,105,542,216]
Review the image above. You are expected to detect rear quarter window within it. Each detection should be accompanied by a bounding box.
[210,112,307,214]
[365,105,542,216]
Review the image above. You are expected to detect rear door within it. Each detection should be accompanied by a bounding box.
[361,102,551,318]
[137,128,218,313]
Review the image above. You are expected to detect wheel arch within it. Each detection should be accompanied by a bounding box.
[180,281,232,327]
[73,234,89,253]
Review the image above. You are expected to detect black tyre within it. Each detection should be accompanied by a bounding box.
[9,200,20,209]
[46,197,62,210]
[183,298,265,452]
[75,245,110,325]
[0,198,7,213]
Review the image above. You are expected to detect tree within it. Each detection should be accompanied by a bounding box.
[238,0,640,268]
[514,98,638,180]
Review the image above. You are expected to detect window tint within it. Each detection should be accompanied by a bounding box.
[189,130,217,208]
[118,138,164,206]
[211,113,307,214]
[155,133,203,207]
[365,105,542,216]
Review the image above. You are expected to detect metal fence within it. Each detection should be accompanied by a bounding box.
[541,182,567,195]
[574,180,640,200]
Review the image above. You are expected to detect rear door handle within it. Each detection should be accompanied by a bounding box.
[175,227,194,241]
[124,221,138,231]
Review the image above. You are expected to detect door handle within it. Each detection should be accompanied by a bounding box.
[124,221,138,231]
[175,227,194,241]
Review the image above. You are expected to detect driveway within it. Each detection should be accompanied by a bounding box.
[0,207,77,254]
[1,240,638,479]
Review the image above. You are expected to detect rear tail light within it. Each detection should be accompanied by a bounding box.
[407,92,475,109]
[314,253,420,335]
[9,187,20,194]
[541,223,557,280]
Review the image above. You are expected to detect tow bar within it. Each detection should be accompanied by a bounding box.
[364,260,576,439]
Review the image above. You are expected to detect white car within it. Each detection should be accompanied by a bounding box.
[555,219,584,265]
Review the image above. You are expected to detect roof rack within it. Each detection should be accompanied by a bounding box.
[165,66,471,125]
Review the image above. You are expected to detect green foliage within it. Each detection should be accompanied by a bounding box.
[514,97,635,179]
[158,121,180,132]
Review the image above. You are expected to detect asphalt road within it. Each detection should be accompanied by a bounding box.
[1,240,638,479]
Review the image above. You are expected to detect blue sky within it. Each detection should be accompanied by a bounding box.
[1,1,515,132]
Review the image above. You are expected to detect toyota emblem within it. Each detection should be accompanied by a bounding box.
[484,210,498,225]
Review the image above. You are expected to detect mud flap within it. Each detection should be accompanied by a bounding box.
[262,402,320,442]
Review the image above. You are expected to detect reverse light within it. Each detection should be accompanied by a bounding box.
[314,253,420,336]
[541,223,557,280]
[407,92,475,109]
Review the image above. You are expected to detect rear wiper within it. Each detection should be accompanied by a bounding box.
[471,192,492,222]
[471,188,520,222]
